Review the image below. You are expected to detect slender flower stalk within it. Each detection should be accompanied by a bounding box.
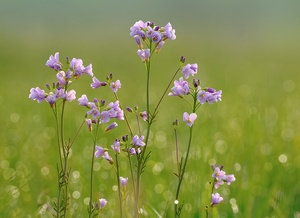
[88,121,100,218]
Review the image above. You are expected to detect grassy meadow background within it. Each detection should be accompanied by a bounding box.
[1,1,300,217]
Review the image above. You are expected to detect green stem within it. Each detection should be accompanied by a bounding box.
[174,126,193,217]
[89,121,100,217]
[135,42,152,218]
[174,93,198,217]
[115,154,123,218]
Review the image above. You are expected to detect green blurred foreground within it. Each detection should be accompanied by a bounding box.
[1,1,300,217]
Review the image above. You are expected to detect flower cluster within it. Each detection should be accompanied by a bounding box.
[79,95,124,123]
[210,165,236,206]
[29,52,94,106]
[168,60,222,127]
[130,20,176,61]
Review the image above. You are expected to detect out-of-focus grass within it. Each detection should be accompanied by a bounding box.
[1,1,300,217]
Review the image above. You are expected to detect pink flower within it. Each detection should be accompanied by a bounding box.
[211,193,223,206]
[95,146,105,158]
[110,80,121,93]
[183,112,197,127]
[65,90,76,102]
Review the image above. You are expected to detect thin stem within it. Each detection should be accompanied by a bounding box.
[153,67,181,117]
[89,121,100,217]
[174,92,198,217]
[115,154,123,218]
[174,127,180,177]
[69,120,85,148]
[114,93,134,137]
[174,126,193,216]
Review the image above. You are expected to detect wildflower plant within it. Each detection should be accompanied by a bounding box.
[29,20,235,217]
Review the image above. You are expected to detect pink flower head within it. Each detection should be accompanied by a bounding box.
[183,112,197,127]
[70,58,84,77]
[29,87,46,103]
[95,146,105,158]
[132,135,146,146]
[212,167,226,181]
[56,71,67,86]
[99,198,107,209]
[163,22,176,40]
[137,49,150,62]
[45,52,62,70]
[111,139,121,153]
[46,92,57,106]
[211,193,223,206]
[110,80,121,93]
[168,77,190,96]
[83,64,93,77]
[102,151,114,164]
[140,111,148,121]
[119,176,128,187]
[78,94,89,106]
[182,63,198,79]
[130,20,147,36]
[105,122,118,132]
[225,174,236,185]
[65,90,76,102]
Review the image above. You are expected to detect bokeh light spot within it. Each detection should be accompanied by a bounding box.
[283,80,295,92]
[10,113,20,123]
[215,140,228,154]
[278,154,288,163]
[41,166,50,176]
[72,170,80,179]
[152,162,164,175]
[72,191,81,199]
[154,184,164,194]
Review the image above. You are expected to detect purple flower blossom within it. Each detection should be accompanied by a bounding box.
[156,41,165,53]
[87,107,101,119]
[111,139,121,153]
[182,63,198,79]
[65,90,76,102]
[29,87,46,103]
[83,64,93,77]
[100,111,111,123]
[46,92,57,106]
[102,151,114,164]
[45,52,62,70]
[134,35,142,48]
[211,165,236,189]
[95,145,105,158]
[163,22,176,40]
[130,20,146,36]
[56,71,67,86]
[91,77,107,89]
[183,112,197,127]
[55,88,65,99]
[225,174,236,185]
[140,111,148,121]
[197,88,222,104]
[78,94,89,106]
[168,77,190,96]
[110,80,121,93]
[99,198,107,209]
[152,31,162,43]
[137,49,150,62]
[212,167,226,181]
[105,122,118,132]
[86,119,92,131]
[211,193,223,206]
[129,147,141,155]
[120,176,128,187]
[132,135,146,146]
[106,101,124,120]
[70,58,84,77]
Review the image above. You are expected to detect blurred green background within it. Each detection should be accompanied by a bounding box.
[1,0,300,217]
